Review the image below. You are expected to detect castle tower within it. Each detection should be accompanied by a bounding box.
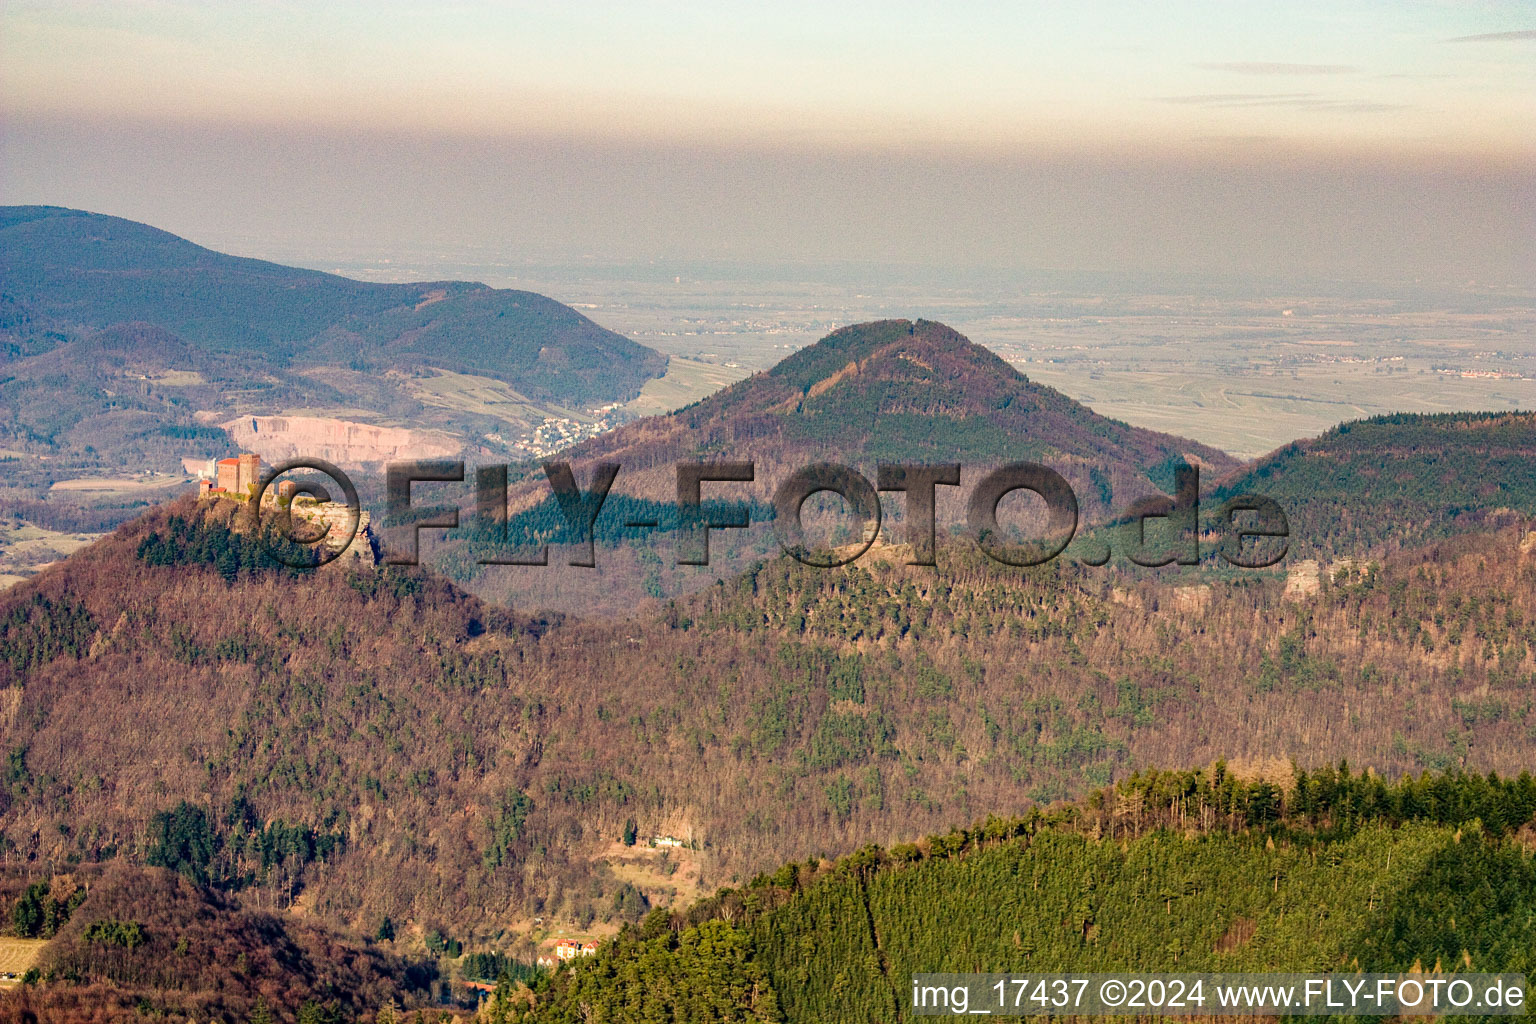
[216,458,240,493]
[237,453,262,497]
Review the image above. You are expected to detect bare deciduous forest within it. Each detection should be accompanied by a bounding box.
[3,496,1532,944]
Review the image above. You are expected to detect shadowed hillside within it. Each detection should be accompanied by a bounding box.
[0,206,664,407]
[2,862,439,1021]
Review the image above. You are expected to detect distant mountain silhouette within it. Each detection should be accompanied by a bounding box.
[0,205,665,407]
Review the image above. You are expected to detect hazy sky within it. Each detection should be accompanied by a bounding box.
[2,1,1532,285]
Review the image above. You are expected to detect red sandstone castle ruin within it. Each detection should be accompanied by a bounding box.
[197,452,300,504]
[198,452,262,499]
[197,451,374,563]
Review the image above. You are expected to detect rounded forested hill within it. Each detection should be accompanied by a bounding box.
[0,205,665,406]
[490,318,1241,542]
[1207,411,1536,557]
[572,319,1238,469]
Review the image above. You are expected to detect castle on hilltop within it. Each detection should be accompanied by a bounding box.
[195,451,376,563]
[196,452,263,499]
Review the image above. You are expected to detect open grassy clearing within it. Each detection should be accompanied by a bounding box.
[590,840,712,910]
[0,520,105,590]
[404,368,588,425]
[0,937,46,983]
[142,369,206,386]
[623,356,753,417]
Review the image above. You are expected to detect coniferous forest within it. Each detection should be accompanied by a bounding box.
[511,766,1536,1024]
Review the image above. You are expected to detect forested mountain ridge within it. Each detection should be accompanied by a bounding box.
[1207,411,1536,559]
[515,766,1536,1024]
[450,318,1243,613]
[0,206,665,407]
[3,493,1534,955]
[13,764,1530,1021]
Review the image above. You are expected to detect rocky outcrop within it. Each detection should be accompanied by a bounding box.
[287,499,377,565]
[1169,585,1212,614]
[219,415,460,466]
[1284,559,1321,600]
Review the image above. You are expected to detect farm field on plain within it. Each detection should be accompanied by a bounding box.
[1013,362,1536,458]
[622,356,753,417]
[47,475,191,497]
[959,304,1536,457]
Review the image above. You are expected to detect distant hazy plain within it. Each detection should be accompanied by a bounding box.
[253,249,1536,459]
